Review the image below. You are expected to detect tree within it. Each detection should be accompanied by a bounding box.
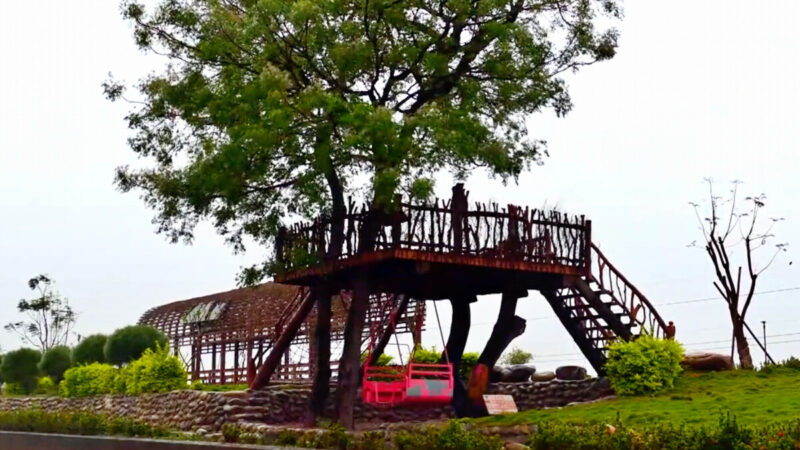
[501,347,532,365]
[0,348,42,394]
[4,275,77,352]
[690,180,790,369]
[104,325,168,366]
[107,0,622,427]
[39,346,73,383]
[72,334,108,365]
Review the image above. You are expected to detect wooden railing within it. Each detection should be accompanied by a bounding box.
[276,187,591,275]
[591,244,669,339]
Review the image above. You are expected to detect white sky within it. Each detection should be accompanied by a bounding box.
[1,1,799,372]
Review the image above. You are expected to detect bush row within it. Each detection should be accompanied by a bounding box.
[1,325,171,396]
[0,408,169,438]
[59,345,186,397]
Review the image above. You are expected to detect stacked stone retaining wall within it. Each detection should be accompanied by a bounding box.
[0,378,612,431]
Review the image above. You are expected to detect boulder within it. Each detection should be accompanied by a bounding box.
[490,366,509,383]
[555,366,587,381]
[681,352,734,371]
[502,365,537,383]
[531,371,556,382]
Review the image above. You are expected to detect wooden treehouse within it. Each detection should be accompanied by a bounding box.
[272,184,671,376]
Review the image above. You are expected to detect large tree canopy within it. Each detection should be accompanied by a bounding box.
[107,0,620,283]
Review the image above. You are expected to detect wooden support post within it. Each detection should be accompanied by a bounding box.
[220,337,227,385]
[451,184,467,254]
[250,289,316,390]
[336,275,370,430]
[583,220,592,277]
[233,341,240,384]
[210,343,217,385]
[306,288,333,426]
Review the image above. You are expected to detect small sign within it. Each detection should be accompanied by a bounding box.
[483,394,518,415]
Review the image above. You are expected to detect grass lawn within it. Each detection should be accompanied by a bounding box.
[473,368,800,428]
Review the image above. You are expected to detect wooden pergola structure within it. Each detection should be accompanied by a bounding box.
[248,183,671,428]
[139,283,425,384]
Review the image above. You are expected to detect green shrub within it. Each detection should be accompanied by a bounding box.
[2,383,26,396]
[0,348,42,394]
[459,352,480,380]
[411,345,441,364]
[0,408,167,437]
[501,347,533,365]
[122,344,187,395]
[59,363,118,397]
[605,335,684,396]
[104,325,167,366]
[393,422,502,450]
[0,354,4,384]
[360,352,394,366]
[72,335,108,365]
[39,346,73,383]
[34,376,57,395]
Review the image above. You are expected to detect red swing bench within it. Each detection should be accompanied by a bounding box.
[362,361,454,406]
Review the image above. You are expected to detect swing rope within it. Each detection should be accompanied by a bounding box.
[432,300,450,364]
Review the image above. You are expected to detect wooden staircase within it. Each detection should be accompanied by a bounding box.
[541,243,669,375]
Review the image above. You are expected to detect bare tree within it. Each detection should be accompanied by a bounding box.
[690,179,790,369]
[4,275,77,352]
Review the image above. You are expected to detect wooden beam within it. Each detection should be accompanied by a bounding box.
[249,289,314,390]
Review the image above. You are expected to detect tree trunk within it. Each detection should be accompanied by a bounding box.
[336,275,370,430]
[463,289,527,416]
[306,289,332,426]
[442,295,474,417]
[732,312,754,369]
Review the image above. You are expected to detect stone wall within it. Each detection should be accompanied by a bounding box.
[0,378,613,431]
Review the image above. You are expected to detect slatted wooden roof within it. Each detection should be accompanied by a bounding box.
[139,283,424,348]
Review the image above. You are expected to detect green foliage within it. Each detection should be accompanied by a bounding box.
[0,348,42,394]
[472,369,800,429]
[2,383,26,396]
[0,408,168,438]
[122,344,187,395]
[59,363,118,398]
[104,325,168,366]
[190,381,248,392]
[108,0,621,284]
[459,353,480,381]
[393,422,502,450]
[605,335,684,396]
[39,346,73,382]
[34,376,57,395]
[72,334,108,365]
[361,352,394,366]
[526,413,800,450]
[0,354,3,384]
[501,348,533,365]
[411,345,441,364]
[221,423,241,443]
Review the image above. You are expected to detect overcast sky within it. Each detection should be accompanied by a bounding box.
[1,1,798,371]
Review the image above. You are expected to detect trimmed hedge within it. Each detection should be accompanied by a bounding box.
[39,346,73,383]
[0,408,168,438]
[122,345,187,395]
[104,325,167,366]
[0,348,42,394]
[605,335,684,396]
[59,363,118,398]
[72,334,108,365]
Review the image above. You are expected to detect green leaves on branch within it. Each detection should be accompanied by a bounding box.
[110,0,621,283]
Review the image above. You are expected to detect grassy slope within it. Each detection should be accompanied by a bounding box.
[473,369,800,428]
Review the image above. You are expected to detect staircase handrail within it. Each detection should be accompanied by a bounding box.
[590,243,669,338]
